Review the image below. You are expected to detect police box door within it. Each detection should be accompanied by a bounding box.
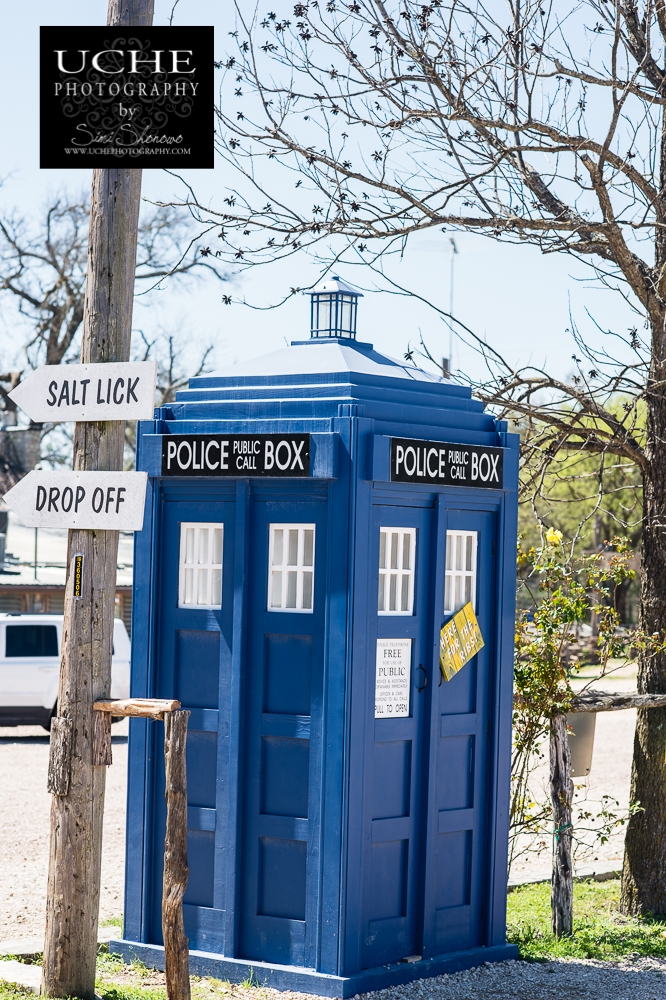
[239,492,327,969]
[421,505,497,957]
[358,502,433,969]
[148,487,236,952]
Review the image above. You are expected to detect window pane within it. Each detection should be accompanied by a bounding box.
[455,535,463,571]
[454,575,461,609]
[444,576,451,613]
[465,534,472,571]
[302,571,313,610]
[271,571,282,608]
[389,573,397,611]
[6,625,58,657]
[197,568,209,605]
[198,528,209,565]
[464,575,472,604]
[303,529,314,567]
[268,524,315,613]
[286,570,297,608]
[180,523,224,610]
[390,533,399,569]
[378,574,385,611]
[211,569,222,607]
[213,528,223,565]
[379,531,386,569]
[400,574,410,612]
[273,529,283,567]
[402,533,411,571]
[288,530,299,566]
[446,539,452,571]
[185,527,195,563]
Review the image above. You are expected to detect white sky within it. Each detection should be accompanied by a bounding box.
[0,0,641,384]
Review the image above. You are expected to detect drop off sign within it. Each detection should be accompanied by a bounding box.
[3,471,148,530]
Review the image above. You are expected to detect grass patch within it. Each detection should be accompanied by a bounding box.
[0,986,35,1000]
[100,916,124,929]
[507,878,666,960]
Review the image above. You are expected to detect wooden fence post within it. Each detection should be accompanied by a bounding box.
[163,709,191,1000]
[550,713,573,936]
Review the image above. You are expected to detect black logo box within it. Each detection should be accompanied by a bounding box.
[390,437,503,489]
[40,26,214,169]
[162,434,312,477]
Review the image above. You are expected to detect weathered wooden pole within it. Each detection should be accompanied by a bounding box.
[42,3,154,996]
[550,713,574,937]
[163,710,191,1000]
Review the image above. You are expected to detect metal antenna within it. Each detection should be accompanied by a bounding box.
[449,238,457,370]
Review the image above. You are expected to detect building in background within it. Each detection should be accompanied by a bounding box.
[0,506,133,633]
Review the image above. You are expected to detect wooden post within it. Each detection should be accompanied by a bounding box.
[163,710,191,1000]
[42,3,154,997]
[550,713,574,937]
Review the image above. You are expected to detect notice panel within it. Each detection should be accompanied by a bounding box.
[390,437,503,489]
[375,638,412,719]
[162,433,311,477]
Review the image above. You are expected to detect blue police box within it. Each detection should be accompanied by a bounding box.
[111,277,519,994]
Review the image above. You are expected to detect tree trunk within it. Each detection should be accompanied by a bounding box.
[41,4,154,996]
[621,435,666,916]
[550,714,573,937]
[163,710,191,1000]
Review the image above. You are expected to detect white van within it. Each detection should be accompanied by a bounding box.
[0,614,130,730]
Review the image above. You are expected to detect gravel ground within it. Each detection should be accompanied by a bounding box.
[4,957,665,1000]
[0,720,127,942]
[349,958,666,1000]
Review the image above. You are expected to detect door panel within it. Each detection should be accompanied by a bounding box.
[360,504,433,969]
[149,497,235,950]
[240,499,327,968]
[423,507,496,957]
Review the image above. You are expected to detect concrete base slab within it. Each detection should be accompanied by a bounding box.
[109,939,519,997]
[0,960,42,992]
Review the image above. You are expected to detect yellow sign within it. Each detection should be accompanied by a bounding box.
[439,602,485,681]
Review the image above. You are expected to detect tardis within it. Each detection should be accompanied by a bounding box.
[112,277,519,994]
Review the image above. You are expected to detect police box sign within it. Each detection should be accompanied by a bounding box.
[162,434,311,477]
[40,26,213,169]
[390,437,503,489]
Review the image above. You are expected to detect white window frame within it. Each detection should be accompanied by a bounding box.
[178,522,224,610]
[444,530,478,616]
[268,523,316,613]
[378,527,416,616]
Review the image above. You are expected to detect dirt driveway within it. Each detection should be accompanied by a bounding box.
[0,720,127,943]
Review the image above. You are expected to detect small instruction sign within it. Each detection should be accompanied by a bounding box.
[375,638,412,719]
[439,603,485,681]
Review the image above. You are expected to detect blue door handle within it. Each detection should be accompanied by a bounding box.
[416,664,427,692]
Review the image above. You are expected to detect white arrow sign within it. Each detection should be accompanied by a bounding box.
[3,471,148,530]
[8,361,158,423]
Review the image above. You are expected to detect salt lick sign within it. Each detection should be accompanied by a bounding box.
[40,26,214,168]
